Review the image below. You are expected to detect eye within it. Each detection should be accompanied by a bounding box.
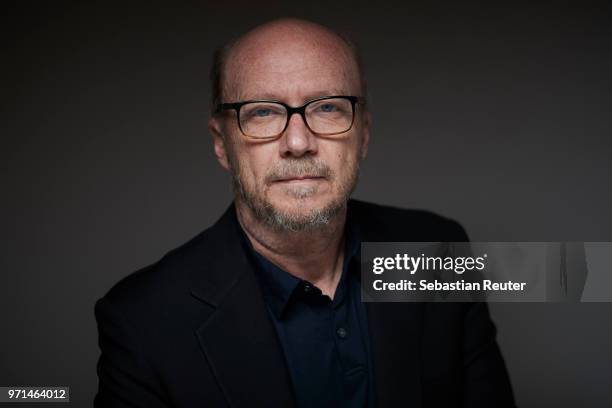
[243,103,284,119]
[319,103,337,113]
[253,108,272,117]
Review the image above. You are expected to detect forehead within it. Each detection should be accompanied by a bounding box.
[223,24,360,103]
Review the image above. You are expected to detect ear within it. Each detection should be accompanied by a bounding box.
[359,110,371,159]
[209,116,231,171]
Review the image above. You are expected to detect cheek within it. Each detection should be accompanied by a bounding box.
[326,143,361,180]
[340,136,363,162]
[233,143,276,186]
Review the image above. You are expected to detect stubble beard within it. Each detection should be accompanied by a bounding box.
[229,155,360,232]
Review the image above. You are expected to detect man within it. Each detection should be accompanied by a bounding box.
[95,18,515,407]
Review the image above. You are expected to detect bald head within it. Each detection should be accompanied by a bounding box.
[210,18,366,111]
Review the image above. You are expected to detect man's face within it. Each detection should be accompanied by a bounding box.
[210,24,370,231]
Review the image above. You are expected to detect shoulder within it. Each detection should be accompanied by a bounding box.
[97,204,241,321]
[348,199,469,242]
[98,225,217,320]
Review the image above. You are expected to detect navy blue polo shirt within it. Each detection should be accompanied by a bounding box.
[238,217,375,408]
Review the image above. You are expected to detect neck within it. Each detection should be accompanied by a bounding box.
[235,200,347,298]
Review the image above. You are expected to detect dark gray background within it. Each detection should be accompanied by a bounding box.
[2,1,611,406]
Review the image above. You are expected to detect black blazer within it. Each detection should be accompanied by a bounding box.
[94,200,515,407]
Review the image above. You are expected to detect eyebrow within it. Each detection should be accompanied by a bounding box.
[236,89,351,103]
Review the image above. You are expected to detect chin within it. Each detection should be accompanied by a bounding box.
[237,188,347,232]
[269,189,330,211]
[269,191,346,221]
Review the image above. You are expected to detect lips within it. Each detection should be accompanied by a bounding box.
[274,175,325,182]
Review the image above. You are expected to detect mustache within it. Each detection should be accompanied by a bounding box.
[265,158,332,183]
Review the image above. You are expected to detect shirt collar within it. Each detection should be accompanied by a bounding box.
[237,206,361,319]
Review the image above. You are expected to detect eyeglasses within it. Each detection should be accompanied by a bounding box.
[215,95,364,140]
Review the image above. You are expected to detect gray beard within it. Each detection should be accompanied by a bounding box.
[229,158,359,232]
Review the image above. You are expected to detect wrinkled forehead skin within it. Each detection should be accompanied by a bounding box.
[222,18,362,104]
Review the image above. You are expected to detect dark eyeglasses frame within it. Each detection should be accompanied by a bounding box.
[215,95,365,140]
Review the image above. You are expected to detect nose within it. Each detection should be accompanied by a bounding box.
[279,112,318,158]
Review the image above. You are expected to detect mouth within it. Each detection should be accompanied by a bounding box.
[273,176,325,183]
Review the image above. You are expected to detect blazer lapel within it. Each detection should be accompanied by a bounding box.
[190,205,296,408]
[367,302,423,407]
[353,200,423,407]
